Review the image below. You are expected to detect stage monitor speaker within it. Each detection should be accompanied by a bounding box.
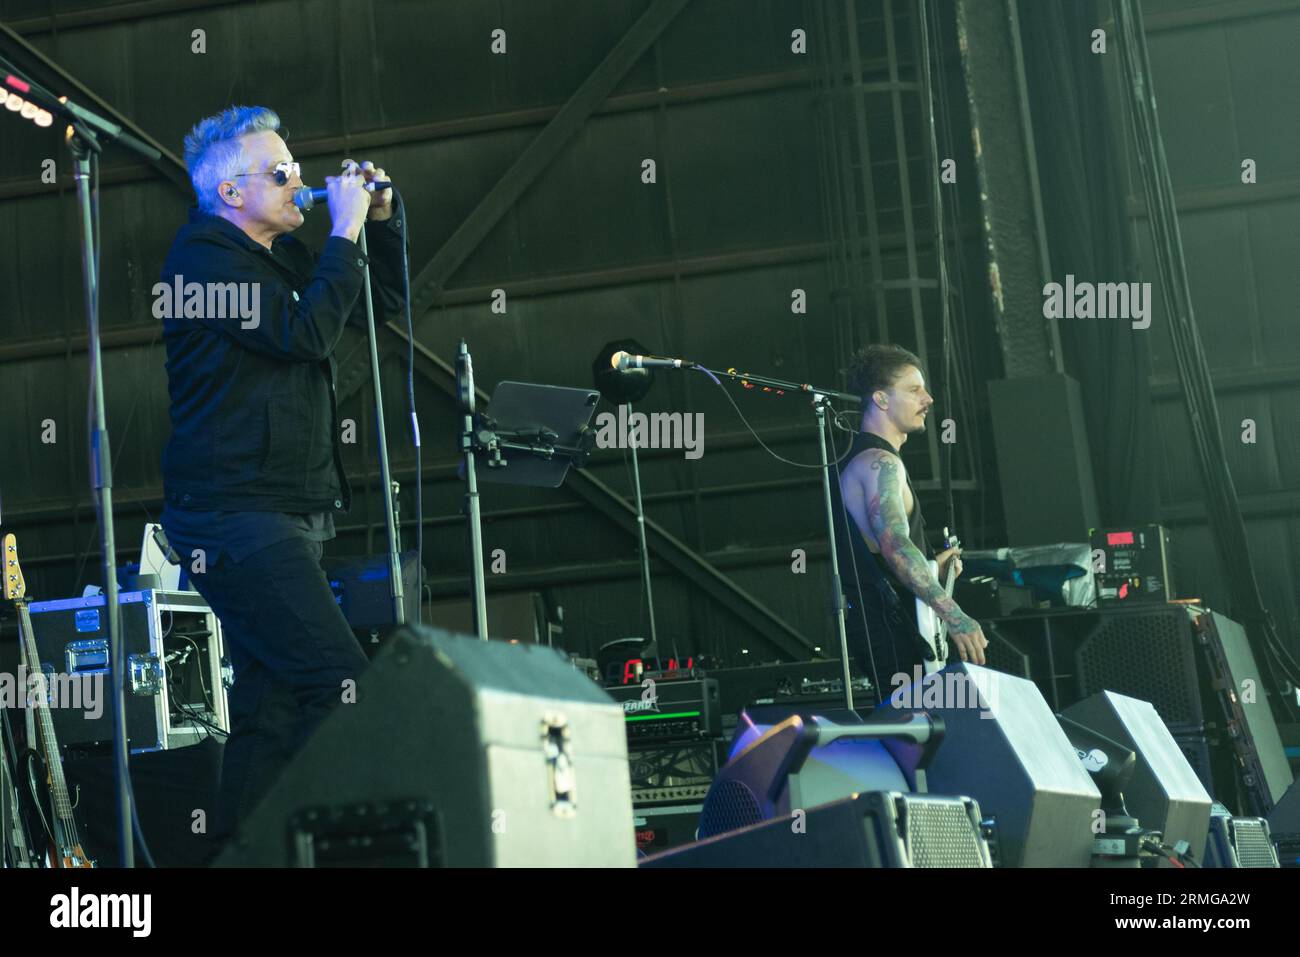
[1062,691,1212,864]
[1074,607,1294,814]
[1267,779,1300,842]
[884,663,1100,867]
[1269,778,1300,868]
[215,625,636,867]
[643,791,991,868]
[695,712,933,839]
[1195,613,1293,810]
[1203,804,1279,868]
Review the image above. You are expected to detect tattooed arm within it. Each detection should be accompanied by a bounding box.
[860,451,988,665]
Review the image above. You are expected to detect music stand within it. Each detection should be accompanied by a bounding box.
[473,381,600,487]
[457,367,600,640]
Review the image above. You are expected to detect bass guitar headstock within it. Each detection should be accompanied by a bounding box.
[3,532,26,603]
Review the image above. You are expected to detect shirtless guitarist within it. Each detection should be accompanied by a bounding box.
[832,344,989,690]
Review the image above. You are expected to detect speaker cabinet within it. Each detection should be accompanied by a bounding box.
[884,663,1101,867]
[643,791,991,868]
[1074,606,1205,731]
[1062,691,1212,864]
[215,625,636,867]
[1204,805,1280,868]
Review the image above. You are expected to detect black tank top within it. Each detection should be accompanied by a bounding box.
[830,430,930,614]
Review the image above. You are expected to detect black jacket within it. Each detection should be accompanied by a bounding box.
[159,209,405,514]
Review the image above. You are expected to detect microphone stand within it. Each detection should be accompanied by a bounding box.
[698,366,862,713]
[70,126,133,864]
[355,227,406,628]
[4,68,163,867]
[625,401,662,658]
[457,341,489,640]
[459,367,596,644]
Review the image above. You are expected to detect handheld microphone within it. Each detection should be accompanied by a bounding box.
[293,181,392,210]
[610,350,692,371]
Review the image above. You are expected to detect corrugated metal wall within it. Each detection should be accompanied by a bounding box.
[1123,0,1300,649]
[1,0,980,664]
[13,0,1286,669]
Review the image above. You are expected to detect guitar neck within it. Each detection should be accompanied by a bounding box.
[16,604,80,837]
[935,534,961,642]
[5,532,92,866]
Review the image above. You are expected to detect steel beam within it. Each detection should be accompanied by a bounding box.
[417,545,838,600]
[1,451,981,527]
[6,0,242,34]
[0,223,981,365]
[17,476,1298,562]
[0,353,815,654]
[1128,175,1300,218]
[1150,363,1300,399]
[0,325,159,364]
[3,0,803,658]
[404,0,693,319]
[0,67,813,201]
[1107,0,1300,35]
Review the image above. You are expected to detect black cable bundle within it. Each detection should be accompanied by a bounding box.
[1112,0,1300,713]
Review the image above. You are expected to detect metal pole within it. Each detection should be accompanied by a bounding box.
[814,396,855,712]
[356,228,406,627]
[625,402,660,652]
[457,341,489,640]
[71,132,131,866]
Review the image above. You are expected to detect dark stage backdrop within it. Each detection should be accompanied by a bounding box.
[1019,0,1159,530]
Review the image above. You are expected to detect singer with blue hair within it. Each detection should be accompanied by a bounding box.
[156,104,406,860]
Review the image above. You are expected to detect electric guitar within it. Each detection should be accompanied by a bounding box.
[2,533,95,868]
[915,527,960,676]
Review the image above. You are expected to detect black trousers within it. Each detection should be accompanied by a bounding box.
[185,535,369,844]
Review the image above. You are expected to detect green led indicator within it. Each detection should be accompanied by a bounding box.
[625,710,701,722]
